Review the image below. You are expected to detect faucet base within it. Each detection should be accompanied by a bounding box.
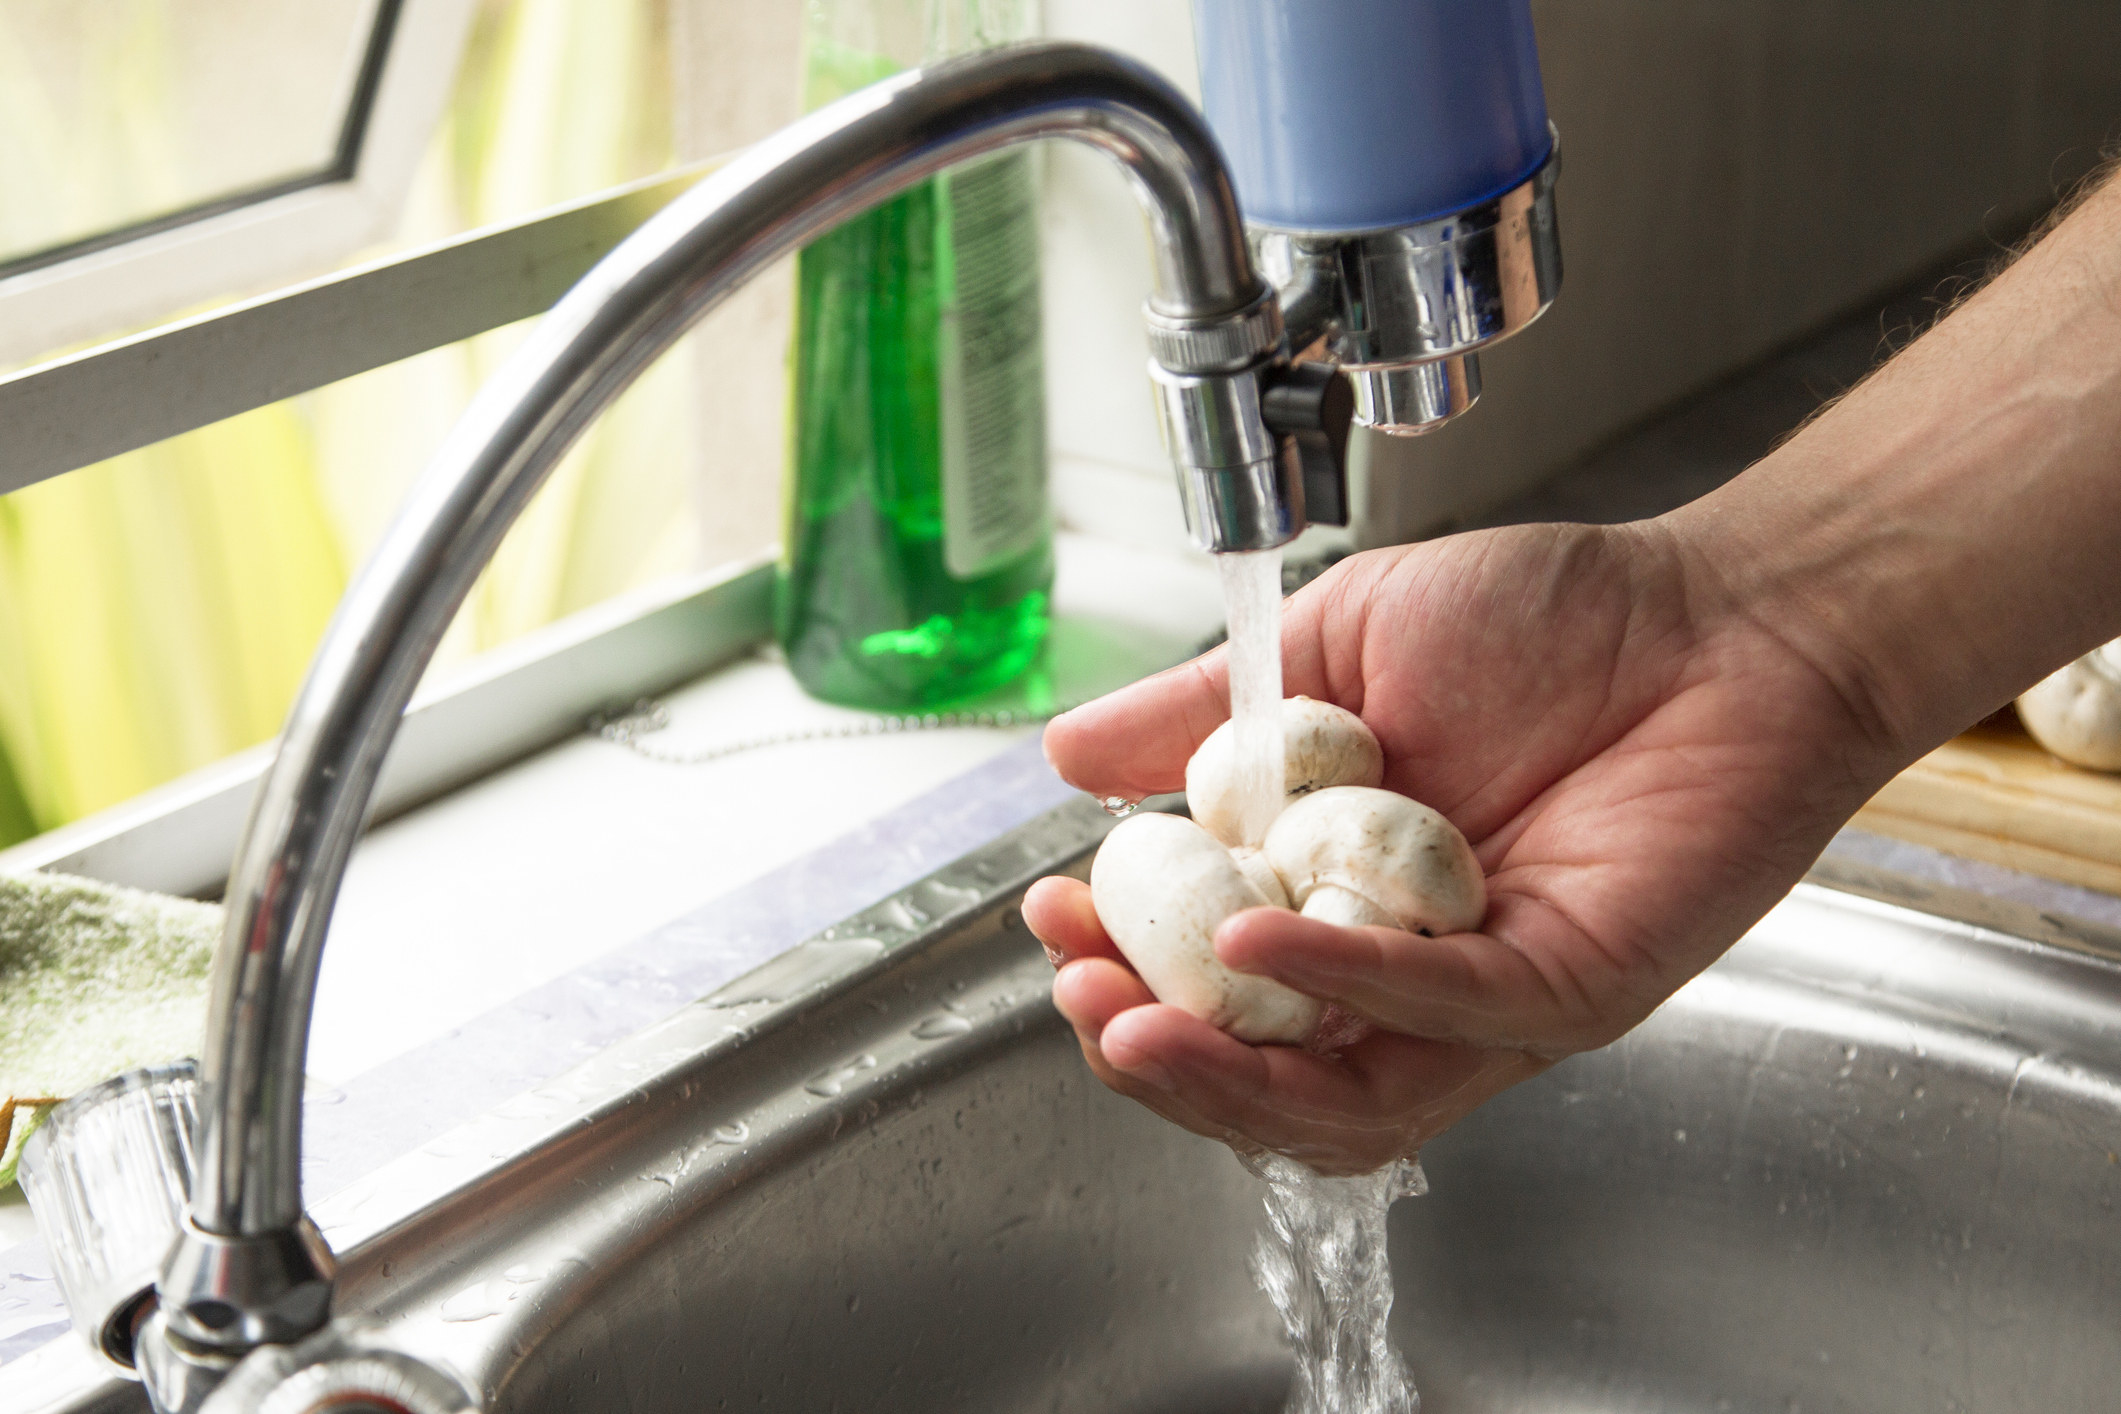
[158,1218,336,1352]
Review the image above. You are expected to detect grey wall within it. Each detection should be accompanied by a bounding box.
[1357,0,2121,543]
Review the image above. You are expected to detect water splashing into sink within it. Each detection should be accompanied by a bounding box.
[1246,1151,1426,1413]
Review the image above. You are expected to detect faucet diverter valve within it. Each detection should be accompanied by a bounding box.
[1145,287,1303,554]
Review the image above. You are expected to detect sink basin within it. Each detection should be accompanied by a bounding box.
[37,799,2121,1413]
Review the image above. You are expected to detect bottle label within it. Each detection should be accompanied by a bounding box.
[937,151,1046,581]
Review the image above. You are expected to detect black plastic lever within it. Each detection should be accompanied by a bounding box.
[1260,362,1355,527]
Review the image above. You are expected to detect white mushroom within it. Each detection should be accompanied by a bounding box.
[1186,696,1385,848]
[1085,700,1487,1048]
[2017,639,2121,772]
[1262,786,1485,937]
[1089,812,1324,1043]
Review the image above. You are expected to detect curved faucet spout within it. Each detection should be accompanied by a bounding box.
[157,40,1285,1363]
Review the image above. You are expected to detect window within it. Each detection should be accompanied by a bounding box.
[0,0,805,847]
[0,0,475,367]
[1,0,399,273]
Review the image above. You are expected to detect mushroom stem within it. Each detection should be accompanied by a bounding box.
[1264,786,1486,939]
[1232,846,1292,909]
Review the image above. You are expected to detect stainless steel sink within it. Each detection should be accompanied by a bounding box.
[40,798,2121,1413]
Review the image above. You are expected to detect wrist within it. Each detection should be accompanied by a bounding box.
[1664,174,2121,763]
[1655,467,1932,770]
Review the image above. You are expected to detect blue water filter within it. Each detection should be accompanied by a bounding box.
[1192,0,1552,232]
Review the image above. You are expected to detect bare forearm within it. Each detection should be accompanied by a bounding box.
[1670,170,2121,758]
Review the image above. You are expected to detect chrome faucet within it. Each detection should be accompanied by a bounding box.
[25,42,1320,1414]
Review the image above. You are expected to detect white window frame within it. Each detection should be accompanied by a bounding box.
[0,0,479,369]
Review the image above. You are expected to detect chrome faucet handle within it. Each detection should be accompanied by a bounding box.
[18,1060,338,1401]
[19,1062,204,1371]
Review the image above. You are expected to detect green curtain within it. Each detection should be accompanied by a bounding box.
[0,0,701,849]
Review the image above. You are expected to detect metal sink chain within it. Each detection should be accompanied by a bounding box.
[587,697,1076,767]
[583,559,1349,768]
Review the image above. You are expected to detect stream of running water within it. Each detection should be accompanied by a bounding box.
[1215,549,1286,848]
[1216,547,1421,1412]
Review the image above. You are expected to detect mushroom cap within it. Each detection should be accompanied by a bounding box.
[1262,786,1485,937]
[1187,697,1385,847]
[1089,812,1323,1043]
[2018,641,2121,772]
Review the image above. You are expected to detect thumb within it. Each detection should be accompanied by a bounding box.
[1042,653,1233,801]
[1044,558,1355,800]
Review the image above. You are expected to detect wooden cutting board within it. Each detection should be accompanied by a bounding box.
[1854,721,2121,895]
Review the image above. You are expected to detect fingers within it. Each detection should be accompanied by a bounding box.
[1212,904,1612,1054]
[1051,955,1153,1026]
[1039,927,1551,1174]
[1049,962,1254,1146]
[1098,1006,1547,1174]
[1037,550,1373,800]
[1021,876,1119,967]
[1041,656,1231,800]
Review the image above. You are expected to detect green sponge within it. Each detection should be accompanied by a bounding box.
[0,871,220,1186]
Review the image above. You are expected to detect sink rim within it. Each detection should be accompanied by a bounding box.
[20,796,2121,1413]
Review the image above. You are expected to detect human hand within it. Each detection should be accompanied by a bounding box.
[1025,520,1911,1173]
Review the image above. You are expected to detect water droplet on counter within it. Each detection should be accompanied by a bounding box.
[440,1283,503,1323]
[1099,796,1139,818]
[711,1122,750,1145]
[913,1012,974,1041]
[876,897,931,931]
[502,1265,541,1285]
[804,1053,879,1098]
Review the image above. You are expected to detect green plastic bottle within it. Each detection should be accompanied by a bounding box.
[776,0,1051,710]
